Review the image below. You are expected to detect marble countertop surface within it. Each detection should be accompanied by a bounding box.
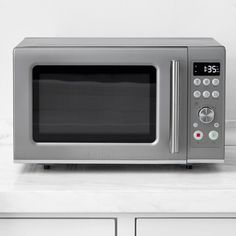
[1,145,236,214]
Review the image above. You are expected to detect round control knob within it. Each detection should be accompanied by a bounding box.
[198,107,215,124]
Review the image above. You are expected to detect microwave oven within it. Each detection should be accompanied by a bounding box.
[13,38,225,166]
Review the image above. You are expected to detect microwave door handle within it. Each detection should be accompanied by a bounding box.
[170,60,180,154]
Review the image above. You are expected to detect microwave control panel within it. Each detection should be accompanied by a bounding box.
[188,47,225,160]
[190,63,222,147]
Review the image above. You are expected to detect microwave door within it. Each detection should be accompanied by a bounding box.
[14,47,188,163]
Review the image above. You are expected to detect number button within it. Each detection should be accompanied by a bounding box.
[212,78,220,86]
[203,91,210,98]
[212,91,219,98]
[193,91,201,98]
[193,78,201,86]
[203,78,210,86]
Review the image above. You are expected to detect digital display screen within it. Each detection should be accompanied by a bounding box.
[193,62,220,76]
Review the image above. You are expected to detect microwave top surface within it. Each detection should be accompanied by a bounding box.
[15,37,223,48]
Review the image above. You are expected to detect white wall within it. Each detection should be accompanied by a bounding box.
[0,0,236,120]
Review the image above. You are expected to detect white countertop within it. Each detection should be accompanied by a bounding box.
[1,145,236,214]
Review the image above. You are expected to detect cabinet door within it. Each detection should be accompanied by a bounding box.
[137,218,236,236]
[0,219,115,236]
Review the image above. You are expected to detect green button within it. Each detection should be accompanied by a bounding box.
[209,130,219,141]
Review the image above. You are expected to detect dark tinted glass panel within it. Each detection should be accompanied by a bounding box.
[33,66,156,142]
[193,62,220,76]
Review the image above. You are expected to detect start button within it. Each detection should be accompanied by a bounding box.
[209,130,219,141]
[193,130,203,141]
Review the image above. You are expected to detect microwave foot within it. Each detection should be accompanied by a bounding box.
[43,164,51,170]
[186,164,193,169]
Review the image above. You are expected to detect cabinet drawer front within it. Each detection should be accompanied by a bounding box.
[137,218,236,236]
[0,218,115,236]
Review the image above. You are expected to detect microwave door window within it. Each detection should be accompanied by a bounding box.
[33,66,156,143]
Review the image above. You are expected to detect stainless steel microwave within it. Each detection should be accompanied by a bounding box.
[13,38,225,165]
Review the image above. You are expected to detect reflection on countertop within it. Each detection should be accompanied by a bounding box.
[1,144,236,214]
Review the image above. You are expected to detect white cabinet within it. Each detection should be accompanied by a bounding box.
[136,218,236,236]
[0,218,115,236]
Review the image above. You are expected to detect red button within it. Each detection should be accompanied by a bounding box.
[193,130,203,141]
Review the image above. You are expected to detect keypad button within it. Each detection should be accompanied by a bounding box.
[209,130,219,141]
[214,122,219,128]
[202,91,210,98]
[212,90,219,98]
[193,130,203,141]
[212,78,220,86]
[203,78,210,86]
[193,90,201,98]
[193,78,201,86]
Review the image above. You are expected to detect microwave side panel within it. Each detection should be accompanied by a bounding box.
[13,48,29,161]
[187,46,225,163]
